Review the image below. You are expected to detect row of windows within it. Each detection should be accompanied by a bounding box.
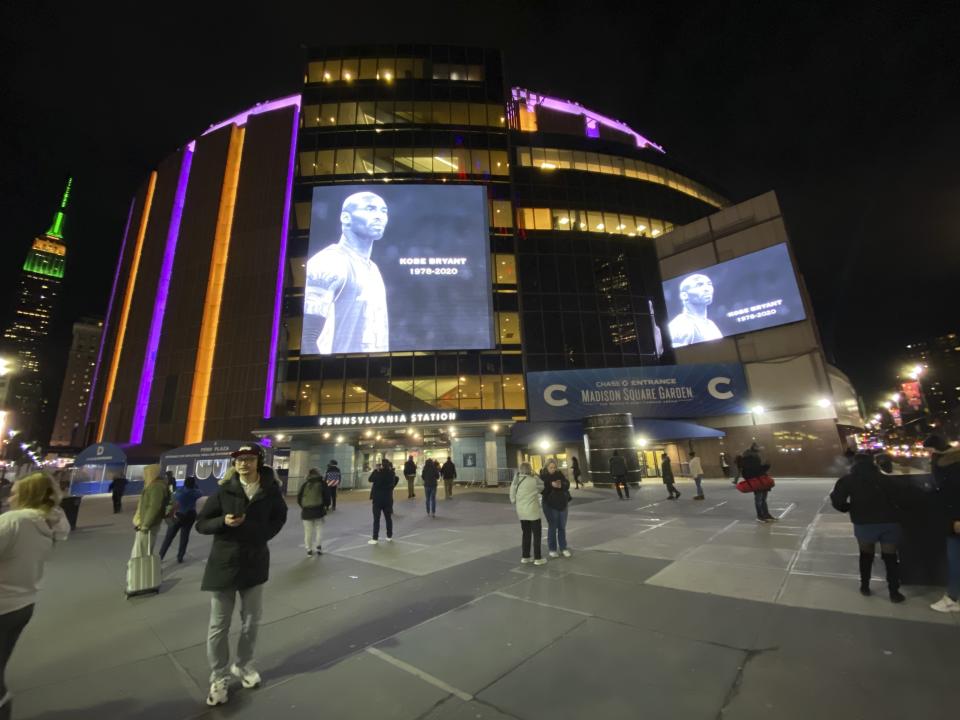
[307,58,484,84]
[281,372,524,415]
[303,101,505,129]
[292,199,513,234]
[517,207,674,237]
[297,147,510,177]
[516,147,726,209]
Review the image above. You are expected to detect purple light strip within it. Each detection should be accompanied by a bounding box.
[129,146,194,443]
[84,198,136,429]
[511,87,665,153]
[202,94,302,137]
[263,102,300,419]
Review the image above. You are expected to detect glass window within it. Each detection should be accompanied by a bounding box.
[344,379,366,414]
[498,312,520,344]
[375,101,396,124]
[320,379,344,414]
[411,58,425,79]
[307,62,325,83]
[533,208,552,230]
[434,148,455,173]
[588,210,605,232]
[635,216,649,236]
[517,147,531,166]
[503,379,525,410]
[586,153,601,173]
[395,57,415,79]
[334,148,354,175]
[337,102,357,125]
[466,64,485,81]
[289,256,306,286]
[294,202,311,230]
[488,104,505,127]
[471,149,491,175]
[448,64,467,81]
[450,103,469,125]
[298,151,315,177]
[491,199,512,227]
[650,219,665,237]
[412,101,431,124]
[298,381,320,415]
[491,150,509,174]
[458,375,481,409]
[316,149,335,175]
[482,377,503,409]
[531,147,545,166]
[321,103,337,125]
[432,62,449,80]
[411,150,433,173]
[519,207,535,229]
[340,58,358,81]
[452,147,469,173]
[286,316,302,351]
[354,148,374,175]
[374,147,394,174]
[494,254,516,284]
[552,208,571,230]
[544,148,561,167]
[431,102,450,124]
[321,59,341,81]
[518,105,538,131]
[469,103,487,126]
[357,101,377,125]
[572,151,588,171]
[393,101,413,122]
[359,57,378,79]
[604,212,622,233]
[303,104,319,128]
[377,57,395,80]
[557,149,573,169]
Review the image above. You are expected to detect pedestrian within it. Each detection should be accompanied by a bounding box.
[403,455,417,499]
[196,443,287,707]
[132,465,170,556]
[923,435,960,613]
[297,467,330,556]
[324,460,341,511]
[571,456,582,489]
[158,476,203,564]
[732,455,742,485]
[165,470,177,493]
[541,458,572,558]
[662,453,680,499]
[719,452,731,479]
[422,458,439,517]
[368,458,399,544]
[830,453,906,603]
[689,451,705,500]
[109,475,128,513]
[510,462,546,565]
[609,450,629,499]
[0,473,70,720]
[441,456,457,499]
[742,443,774,522]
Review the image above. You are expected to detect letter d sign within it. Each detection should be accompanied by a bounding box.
[544,384,568,407]
[96,445,104,456]
[707,377,734,400]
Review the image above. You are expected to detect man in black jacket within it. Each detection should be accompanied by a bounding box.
[609,451,629,499]
[403,455,417,499]
[441,457,457,499]
[196,444,287,707]
[368,459,399,544]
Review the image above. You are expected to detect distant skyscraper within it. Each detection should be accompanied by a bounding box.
[2,178,71,442]
[50,317,102,447]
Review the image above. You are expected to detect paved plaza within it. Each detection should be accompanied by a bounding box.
[10,478,960,719]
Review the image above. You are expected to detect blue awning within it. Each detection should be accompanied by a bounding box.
[74,442,127,466]
[510,418,724,446]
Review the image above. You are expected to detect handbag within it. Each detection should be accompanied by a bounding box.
[736,475,775,493]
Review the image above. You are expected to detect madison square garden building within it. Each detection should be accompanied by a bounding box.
[84,44,860,488]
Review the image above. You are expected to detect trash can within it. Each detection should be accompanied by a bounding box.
[895,474,948,586]
[60,495,82,531]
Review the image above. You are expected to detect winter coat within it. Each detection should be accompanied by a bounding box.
[298,473,329,520]
[421,462,440,488]
[369,467,399,505]
[195,466,288,592]
[661,458,675,484]
[403,459,417,477]
[608,454,627,478]
[689,456,704,477]
[740,450,770,480]
[324,464,341,487]
[441,460,457,480]
[133,470,170,531]
[541,470,571,511]
[172,487,203,518]
[572,460,581,480]
[830,459,901,525]
[510,472,544,521]
[0,507,70,615]
[932,446,960,535]
[108,477,128,494]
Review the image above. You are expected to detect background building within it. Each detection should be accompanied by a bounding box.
[2,179,71,444]
[898,332,960,437]
[49,317,103,447]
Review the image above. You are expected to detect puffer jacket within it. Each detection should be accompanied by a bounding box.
[933,446,960,535]
[510,472,544,521]
[830,458,901,525]
[196,466,288,591]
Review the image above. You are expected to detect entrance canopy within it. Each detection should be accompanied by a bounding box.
[74,442,126,466]
[510,418,724,446]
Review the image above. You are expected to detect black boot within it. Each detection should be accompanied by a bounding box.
[858,552,874,595]
[882,552,905,603]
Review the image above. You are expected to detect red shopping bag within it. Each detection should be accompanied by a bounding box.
[736,475,775,493]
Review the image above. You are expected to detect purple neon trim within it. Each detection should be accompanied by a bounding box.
[202,95,302,137]
[263,103,300,419]
[129,147,194,443]
[511,87,665,153]
[84,198,137,428]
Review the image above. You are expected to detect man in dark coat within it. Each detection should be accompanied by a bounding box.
[403,455,417,499]
[297,468,330,556]
[109,475,128,513]
[609,451,629,499]
[368,459,399,543]
[196,444,287,707]
[661,453,679,499]
[441,457,457,499]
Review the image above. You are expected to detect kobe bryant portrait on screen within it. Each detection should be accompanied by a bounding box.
[302,192,390,355]
[667,273,723,348]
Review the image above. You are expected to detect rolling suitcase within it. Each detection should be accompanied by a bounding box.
[126,530,162,597]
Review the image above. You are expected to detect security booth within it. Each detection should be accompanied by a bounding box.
[70,442,128,495]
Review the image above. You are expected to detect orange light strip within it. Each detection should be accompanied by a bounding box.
[97,172,157,441]
[184,126,245,443]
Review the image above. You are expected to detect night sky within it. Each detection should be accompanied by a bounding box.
[2,1,958,411]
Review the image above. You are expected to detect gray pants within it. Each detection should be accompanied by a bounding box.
[207,585,263,682]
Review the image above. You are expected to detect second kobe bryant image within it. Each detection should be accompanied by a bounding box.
[301,184,494,355]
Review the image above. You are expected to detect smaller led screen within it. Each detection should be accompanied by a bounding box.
[302,184,494,355]
[662,243,806,348]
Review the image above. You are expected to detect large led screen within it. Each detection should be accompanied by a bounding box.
[302,185,494,355]
[662,243,806,348]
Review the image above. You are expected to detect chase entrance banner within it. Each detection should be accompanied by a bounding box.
[527,363,749,422]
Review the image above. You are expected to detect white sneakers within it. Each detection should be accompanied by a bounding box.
[231,664,261,689]
[520,557,532,564]
[930,595,960,613]
[533,558,547,566]
[206,677,229,706]
[368,539,378,545]
[561,549,572,558]
[548,551,560,558]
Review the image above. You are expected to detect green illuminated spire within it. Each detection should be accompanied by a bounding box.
[45,177,72,240]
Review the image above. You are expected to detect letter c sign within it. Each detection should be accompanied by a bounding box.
[707,377,734,400]
[544,384,569,407]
